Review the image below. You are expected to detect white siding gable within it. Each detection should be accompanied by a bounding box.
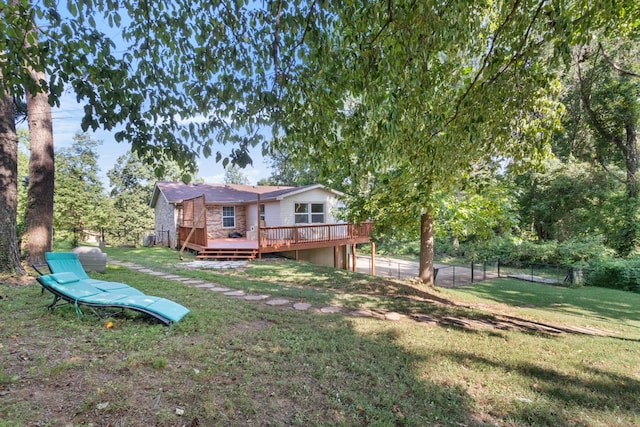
[278,188,344,226]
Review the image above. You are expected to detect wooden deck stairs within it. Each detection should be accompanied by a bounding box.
[196,247,259,261]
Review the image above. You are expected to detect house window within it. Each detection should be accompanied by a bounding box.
[260,204,265,222]
[295,203,325,224]
[222,206,235,228]
[311,203,325,223]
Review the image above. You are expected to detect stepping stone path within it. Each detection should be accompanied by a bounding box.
[107,259,407,321]
[224,290,246,297]
[244,295,269,301]
[108,259,615,336]
[265,298,289,306]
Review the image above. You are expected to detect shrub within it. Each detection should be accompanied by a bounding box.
[583,258,640,293]
[456,234,613,266]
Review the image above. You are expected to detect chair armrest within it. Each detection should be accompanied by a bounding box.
[31,263,51,276]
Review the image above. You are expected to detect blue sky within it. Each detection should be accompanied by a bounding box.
[33,92,272,188]
[19,5,274,188]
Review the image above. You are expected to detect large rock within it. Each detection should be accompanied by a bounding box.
[72,246,107,272]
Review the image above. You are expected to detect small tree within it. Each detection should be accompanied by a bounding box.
[107,151,185,246]
[53,134,108,244]
[224,165,250,185]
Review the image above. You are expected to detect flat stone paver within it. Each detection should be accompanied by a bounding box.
[146,271,167,276]
[224,290,246,297]
[266,298,290,306]
[384,312,403,321]
[320,306,341,313]
[182,280,206,285]
[243,295,270,301]
[161,275,183,280]
[350,309,375,317]
[208,287,231,292]
[195,284,217,288]
[178,261,248,269]
[293,303,312,311]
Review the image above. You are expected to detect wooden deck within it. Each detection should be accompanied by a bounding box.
[179,223,373,260]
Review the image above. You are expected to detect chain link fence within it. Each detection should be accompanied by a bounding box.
[357,256,574,288]
[72,227,161,248]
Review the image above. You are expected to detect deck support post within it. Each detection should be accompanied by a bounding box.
[352,243,357,272]
[257,194,262,259]
[371,242,376,275]
[295,250,299,261]
[334,246,339,268]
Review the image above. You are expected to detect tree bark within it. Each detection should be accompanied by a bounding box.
[0,92,26,275]
[418,210,434,286]
[21,67,55,265]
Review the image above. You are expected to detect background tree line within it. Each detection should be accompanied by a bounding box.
[16,132,182,249]
[261,32,640,275]
[2,1,639,288]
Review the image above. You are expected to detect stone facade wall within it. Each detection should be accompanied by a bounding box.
[154,194,179,248]
[206,205,247,239]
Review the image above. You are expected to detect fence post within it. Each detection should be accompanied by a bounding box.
[531,263,534,281]
[453,266,456,287]
[471,261,475,283]
[483,261,486,280]
[497,259,501,278]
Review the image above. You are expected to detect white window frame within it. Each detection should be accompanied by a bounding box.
[222,206,235,228]
[260,204,265,223]
[294,202,325,224]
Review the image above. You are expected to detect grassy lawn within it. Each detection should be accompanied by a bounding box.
[1,246,639,426]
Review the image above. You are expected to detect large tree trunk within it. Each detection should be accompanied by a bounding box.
[0,93,26,275]
[418,210,434,286]
[21,67,55,265]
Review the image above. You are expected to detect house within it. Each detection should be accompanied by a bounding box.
[149,181,373,270]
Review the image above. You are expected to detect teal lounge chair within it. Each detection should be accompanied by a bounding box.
[45,252,143,295]
[36,272,190,325]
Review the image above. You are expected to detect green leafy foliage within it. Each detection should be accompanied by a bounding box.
[442,234,615,266]
[584,258,640,292]
[53,133,110,241]
[557,38,640,254]
[15,131,29,236]
[516,157,625,242]
[223,165,249,185]
[106,151,183,246]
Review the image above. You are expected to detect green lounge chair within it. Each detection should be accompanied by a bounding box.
[45,252,143,295]
[36,272,190,325]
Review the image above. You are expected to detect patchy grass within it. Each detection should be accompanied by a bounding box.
[1,246,639,426]
[439,280,640,338]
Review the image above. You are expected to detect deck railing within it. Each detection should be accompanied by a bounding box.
[259,222,372,248]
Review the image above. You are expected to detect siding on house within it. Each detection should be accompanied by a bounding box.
[279,188,344,225]
[245,201,282,228]
[281,246,348,269]
[154,191,178,248]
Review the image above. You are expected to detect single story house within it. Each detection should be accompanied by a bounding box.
[149,181,372,269]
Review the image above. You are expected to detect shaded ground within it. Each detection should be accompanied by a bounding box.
[2,258,635,426]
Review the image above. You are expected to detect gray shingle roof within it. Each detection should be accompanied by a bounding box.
[152,181,299,205]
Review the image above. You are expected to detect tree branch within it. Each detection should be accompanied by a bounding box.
[428,0,523,140]
[576,48,627,156]
[272,0,283,80]
[598,42,640,79]
[595,156,626,185]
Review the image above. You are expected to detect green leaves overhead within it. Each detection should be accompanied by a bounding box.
[2,0,638,186]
